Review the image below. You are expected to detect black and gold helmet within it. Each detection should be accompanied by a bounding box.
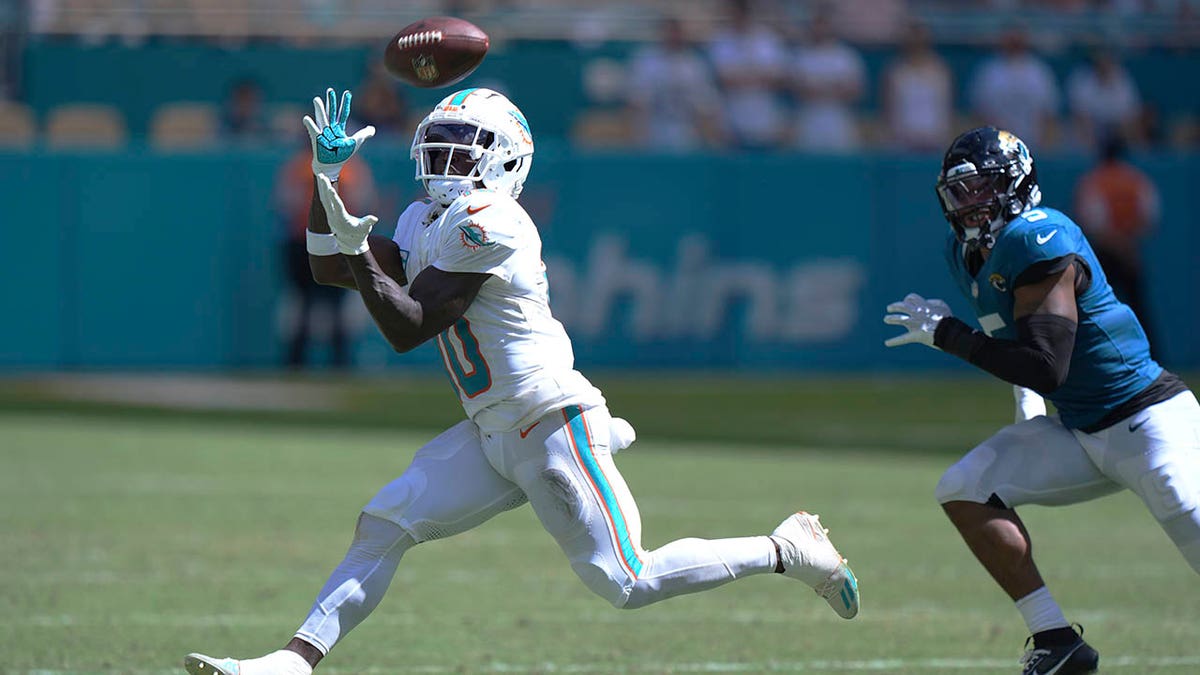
[936,126,1041,250]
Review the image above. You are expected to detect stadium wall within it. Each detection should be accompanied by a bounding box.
[1,147,1196,372]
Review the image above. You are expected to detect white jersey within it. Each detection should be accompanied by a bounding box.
[391,190,604,432]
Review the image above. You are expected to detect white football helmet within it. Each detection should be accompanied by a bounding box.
[411,87,534,205]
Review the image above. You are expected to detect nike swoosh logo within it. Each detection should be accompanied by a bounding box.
[467,204,491,215]
[1128,418,1148,432]
[1035,230,1058,245]
[519,421,540,439]
[1039,640,1086,675]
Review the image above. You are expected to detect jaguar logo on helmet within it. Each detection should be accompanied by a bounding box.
[998,130,1033,174]
[412,54,439,82]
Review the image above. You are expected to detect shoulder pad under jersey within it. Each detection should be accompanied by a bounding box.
[995,208,1081,277]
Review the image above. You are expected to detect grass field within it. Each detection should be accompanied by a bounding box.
[3,374,1199,674]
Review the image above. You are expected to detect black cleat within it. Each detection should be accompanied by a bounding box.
[1019,631,1099,675]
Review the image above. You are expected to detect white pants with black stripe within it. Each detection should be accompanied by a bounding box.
[935,391,1200,573]
[295,405,775,654]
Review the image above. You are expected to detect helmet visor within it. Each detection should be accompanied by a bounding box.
[423,122,485,146]
[415,123,496,179]
[937,171,1007,213]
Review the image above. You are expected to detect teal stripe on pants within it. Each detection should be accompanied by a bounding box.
[564,406,643,577]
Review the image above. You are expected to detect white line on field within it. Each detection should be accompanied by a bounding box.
[14,604,1150,630]
[18,655,1200,674]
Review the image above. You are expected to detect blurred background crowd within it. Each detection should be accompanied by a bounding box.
[2,0,1197,154]
[0,0,1195,372]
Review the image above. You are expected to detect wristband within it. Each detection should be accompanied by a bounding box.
[306,230,340,256]
[312,163,342,181]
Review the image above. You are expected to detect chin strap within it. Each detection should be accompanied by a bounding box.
[961,229,994,253]
[961,217,1005,251]
[425,178,476,205]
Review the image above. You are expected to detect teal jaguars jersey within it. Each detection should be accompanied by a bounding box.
[944,207,1162,429]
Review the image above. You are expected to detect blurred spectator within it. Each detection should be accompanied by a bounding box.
[274,143,378,369]
[790,9,866,152]
[827,0,907,44]
[354,59,411,143]
[1074,135,1161,353]
[881,21,953,152]
[1067,49,1143,149]
[967,27,1060,150]
[573,57,635,149]
[706,0,789,149]
[626,17,725,151]
[221,77,269,140]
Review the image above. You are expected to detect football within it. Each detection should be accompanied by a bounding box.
[384,16,489,89]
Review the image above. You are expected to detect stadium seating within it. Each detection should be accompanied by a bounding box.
[571,109,634,149]
[0,102,37,147]
[25,0,1194,44]
[149,102,219,149]
[268,103,306,143]
[44,103,128,148]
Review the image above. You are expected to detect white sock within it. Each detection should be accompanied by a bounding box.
[238,650,313,675]
[1015,586,1070,635]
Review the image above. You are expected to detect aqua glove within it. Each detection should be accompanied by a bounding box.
[302,88,375,180]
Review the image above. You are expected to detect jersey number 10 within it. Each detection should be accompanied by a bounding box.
[437,318,492,399]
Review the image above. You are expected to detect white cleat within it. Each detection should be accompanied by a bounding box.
[184,653,241,675]
[771,511,860,619]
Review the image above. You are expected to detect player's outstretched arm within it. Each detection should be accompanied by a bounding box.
[301,87,404,289]
[308,239,404,290]
[896,266,1081,394]
[307,176,405,290]
[340,251,488,353]
[363,265,490,353]
[315,175,488,352]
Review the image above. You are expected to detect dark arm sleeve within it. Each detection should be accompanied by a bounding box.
[1013,254,1092,295]
[933,313,1077,394]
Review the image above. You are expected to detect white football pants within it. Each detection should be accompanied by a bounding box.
[936,391,1200,574]
[295,404,776,655]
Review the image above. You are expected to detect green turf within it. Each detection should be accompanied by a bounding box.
[0,373,1035,454]
[3,376,1199,674]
